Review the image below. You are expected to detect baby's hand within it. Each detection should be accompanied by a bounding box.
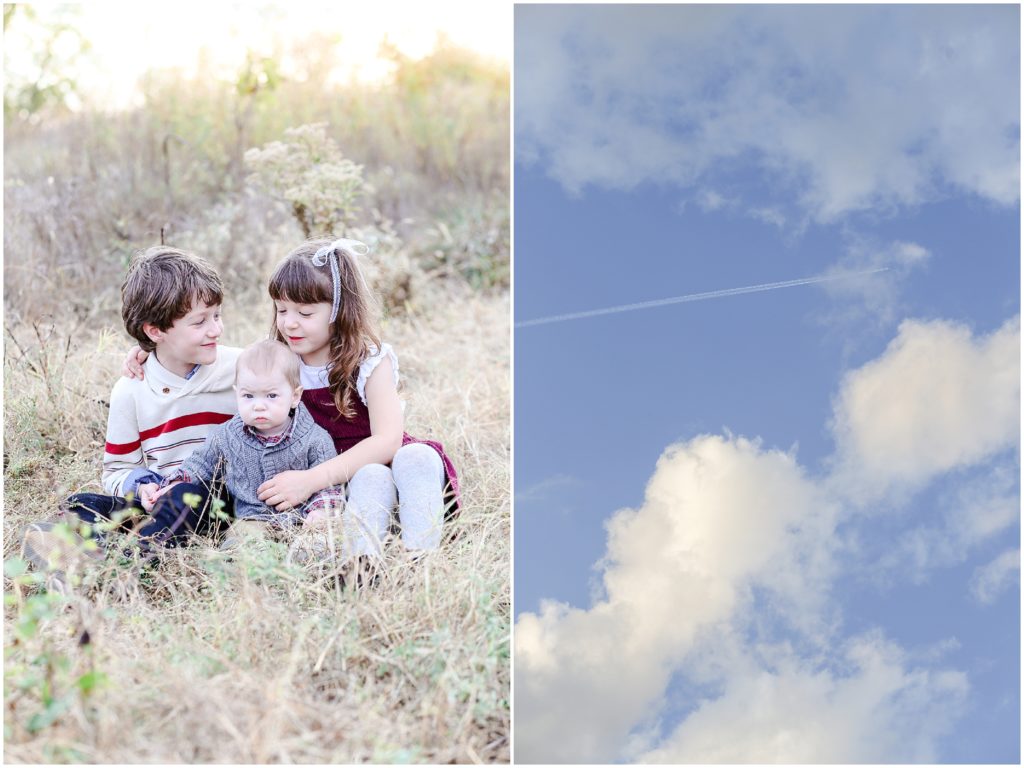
[137,482,160,511]
[122,346,149,380]
[140,481,177,512]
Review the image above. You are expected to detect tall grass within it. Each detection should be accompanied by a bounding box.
[3,40,509,321]
[4,38,509,763]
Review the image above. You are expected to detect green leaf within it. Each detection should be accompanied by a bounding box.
[15,617,39,641]
[50,522,75,544]
[75,670,107,695]
[26,696,71,733]
[14,572,45,587]
[15,673,42,691]
[4,557,28,578]
[25,592,60,621]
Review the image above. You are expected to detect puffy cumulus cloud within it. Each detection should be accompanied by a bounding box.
[639,633,969,763]
[970,548,1021,605]
[515,435,839,762]
[829,316,1020,505]
[516,5,1019,221]
[515,314,1019,762]
[601,437,839,646]
[515,600,670,762]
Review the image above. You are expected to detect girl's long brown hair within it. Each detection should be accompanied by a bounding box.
[268,239,381,420]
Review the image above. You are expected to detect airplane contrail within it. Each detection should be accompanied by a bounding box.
[516,267,890,328]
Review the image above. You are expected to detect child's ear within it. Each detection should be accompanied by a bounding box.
[292,386,303,407]
[142,323,163,345]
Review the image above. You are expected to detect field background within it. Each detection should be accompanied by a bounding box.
[3,6,509,763]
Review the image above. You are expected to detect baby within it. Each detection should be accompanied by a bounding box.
[151,339,344,547]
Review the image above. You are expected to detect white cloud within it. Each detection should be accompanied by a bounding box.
[683,197,789,230]
[970,548,1020,604]
[516,5,1019,221]
[749,206,787,229]
[820,239,932,328]
[516,474,578,503]
[696,189,732,212]
[829,316,1020,505]
[516,313,1020,762]
[515,429,977,763]
[639,633,969,763]
[879,461,1020,580]
[515,435,838,763]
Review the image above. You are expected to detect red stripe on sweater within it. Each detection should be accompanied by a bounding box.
[139,411,232,440]
[105,411,232,455]
[104,439,141,455]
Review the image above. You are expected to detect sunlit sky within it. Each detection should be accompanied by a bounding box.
[515,4,1019,764]
[4,2,510,109]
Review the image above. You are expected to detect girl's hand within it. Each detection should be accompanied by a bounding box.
[258,470,320,512]
[122,346,149,380]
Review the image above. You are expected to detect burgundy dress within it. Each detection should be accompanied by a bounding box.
[302,385,461,515]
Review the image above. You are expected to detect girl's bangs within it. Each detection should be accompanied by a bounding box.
[268,257,331,305]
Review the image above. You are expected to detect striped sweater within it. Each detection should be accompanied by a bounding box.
[102,346,242,496]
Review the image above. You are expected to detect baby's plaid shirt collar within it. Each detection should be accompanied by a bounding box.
[244,413,296,446]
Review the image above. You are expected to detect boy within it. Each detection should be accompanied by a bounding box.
[22,246,240,576]
[153,339,344,548]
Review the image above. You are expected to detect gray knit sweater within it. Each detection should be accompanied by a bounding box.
[165,402,337,521]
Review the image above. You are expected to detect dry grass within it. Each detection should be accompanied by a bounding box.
[3,285,510,763]
[4,36,508,763]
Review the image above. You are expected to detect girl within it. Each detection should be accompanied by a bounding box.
[257,237,459,556]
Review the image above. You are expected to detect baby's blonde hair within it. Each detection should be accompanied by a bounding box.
[235,339,301,389]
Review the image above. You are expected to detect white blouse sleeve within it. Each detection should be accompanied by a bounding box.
[356,343,400,406]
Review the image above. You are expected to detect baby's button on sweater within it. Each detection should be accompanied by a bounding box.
[261,448,278,481]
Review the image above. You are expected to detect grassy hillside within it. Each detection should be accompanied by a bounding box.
[3,40,509,763]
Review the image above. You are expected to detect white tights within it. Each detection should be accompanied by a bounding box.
[343,443,446,556]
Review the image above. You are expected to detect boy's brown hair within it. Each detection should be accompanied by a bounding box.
[235,339,301,390]
[122,246,223,352]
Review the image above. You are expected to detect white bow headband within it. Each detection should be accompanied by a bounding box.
[310,238,369,323]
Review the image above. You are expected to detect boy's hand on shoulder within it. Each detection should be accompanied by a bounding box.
[122,346,149,380]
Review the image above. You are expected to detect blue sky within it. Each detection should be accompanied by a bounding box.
[514,5,1019,763]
